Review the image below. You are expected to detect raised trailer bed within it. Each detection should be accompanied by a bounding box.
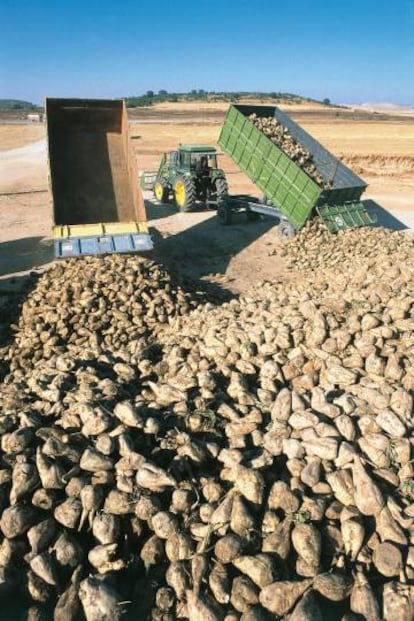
[47,98,153,258]
[218,105,376,236]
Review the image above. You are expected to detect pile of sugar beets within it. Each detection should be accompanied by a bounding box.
[0,226,414,621]
[248,114,332,190]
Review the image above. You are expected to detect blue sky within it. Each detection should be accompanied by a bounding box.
[1,0,413,105]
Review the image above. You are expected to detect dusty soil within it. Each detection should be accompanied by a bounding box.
[0,124,45,151]
[0,100,413,305]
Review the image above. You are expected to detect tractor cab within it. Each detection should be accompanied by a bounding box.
[165,145,219,179]
[172,145,218,175]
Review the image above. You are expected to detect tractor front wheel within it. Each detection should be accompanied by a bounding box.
[174,176,195,212]
[214,177,229,202]
[153,178,169,203]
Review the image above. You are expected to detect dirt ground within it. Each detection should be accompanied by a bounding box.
[0,123,45,150]
[0,100,413,305]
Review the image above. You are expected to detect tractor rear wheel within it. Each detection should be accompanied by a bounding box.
[153,178,169,203]
[174,176,195,212]
[215,177,228,201]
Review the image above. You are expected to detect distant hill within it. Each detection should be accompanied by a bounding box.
[0,99,40,110]
[125,91,332,108]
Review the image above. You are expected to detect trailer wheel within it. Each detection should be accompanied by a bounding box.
[217,202,232,225]
[174,176,195,212]
[246,208,261,222]
[278,221,295,241]
[153,178,170,203]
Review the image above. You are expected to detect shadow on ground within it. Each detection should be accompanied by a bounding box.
[145,198,180,221]
[0,272,41,387]
[363,199,408,231]
[0,237,51,362]
[146,197,276,299]
[0,236,54,277]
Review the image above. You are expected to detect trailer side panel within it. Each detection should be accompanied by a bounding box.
[47,98,143,226]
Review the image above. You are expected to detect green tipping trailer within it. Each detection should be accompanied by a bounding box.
[218,105,376,235]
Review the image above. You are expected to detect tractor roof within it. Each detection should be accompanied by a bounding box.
[179,144,217,153]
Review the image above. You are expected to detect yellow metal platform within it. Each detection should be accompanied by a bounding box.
[53,221,148,239]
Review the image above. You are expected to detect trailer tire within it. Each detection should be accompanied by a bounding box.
[174,176,195,212]
[278,221,295,241]
[153,178,170,203]
[246,209,261,222]
[217,202,232,225]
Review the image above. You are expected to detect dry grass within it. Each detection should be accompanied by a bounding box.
[140,99,327,113]
[297,119,414,182]
[131,123,220,156]
[0,124,45,151]
[300,119,414,157]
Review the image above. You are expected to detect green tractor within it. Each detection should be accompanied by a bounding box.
[153,145,228,212]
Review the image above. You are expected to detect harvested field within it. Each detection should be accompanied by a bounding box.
[0,125,45,152]
[342,154,414,178]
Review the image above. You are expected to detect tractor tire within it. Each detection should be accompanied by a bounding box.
[153,178,170,203]
[174,176,195,212]
[217,201,232,225]
[214,176,229,201]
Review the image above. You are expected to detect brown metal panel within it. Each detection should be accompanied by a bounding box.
[46,98,147,226]
[122,100,147,222]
